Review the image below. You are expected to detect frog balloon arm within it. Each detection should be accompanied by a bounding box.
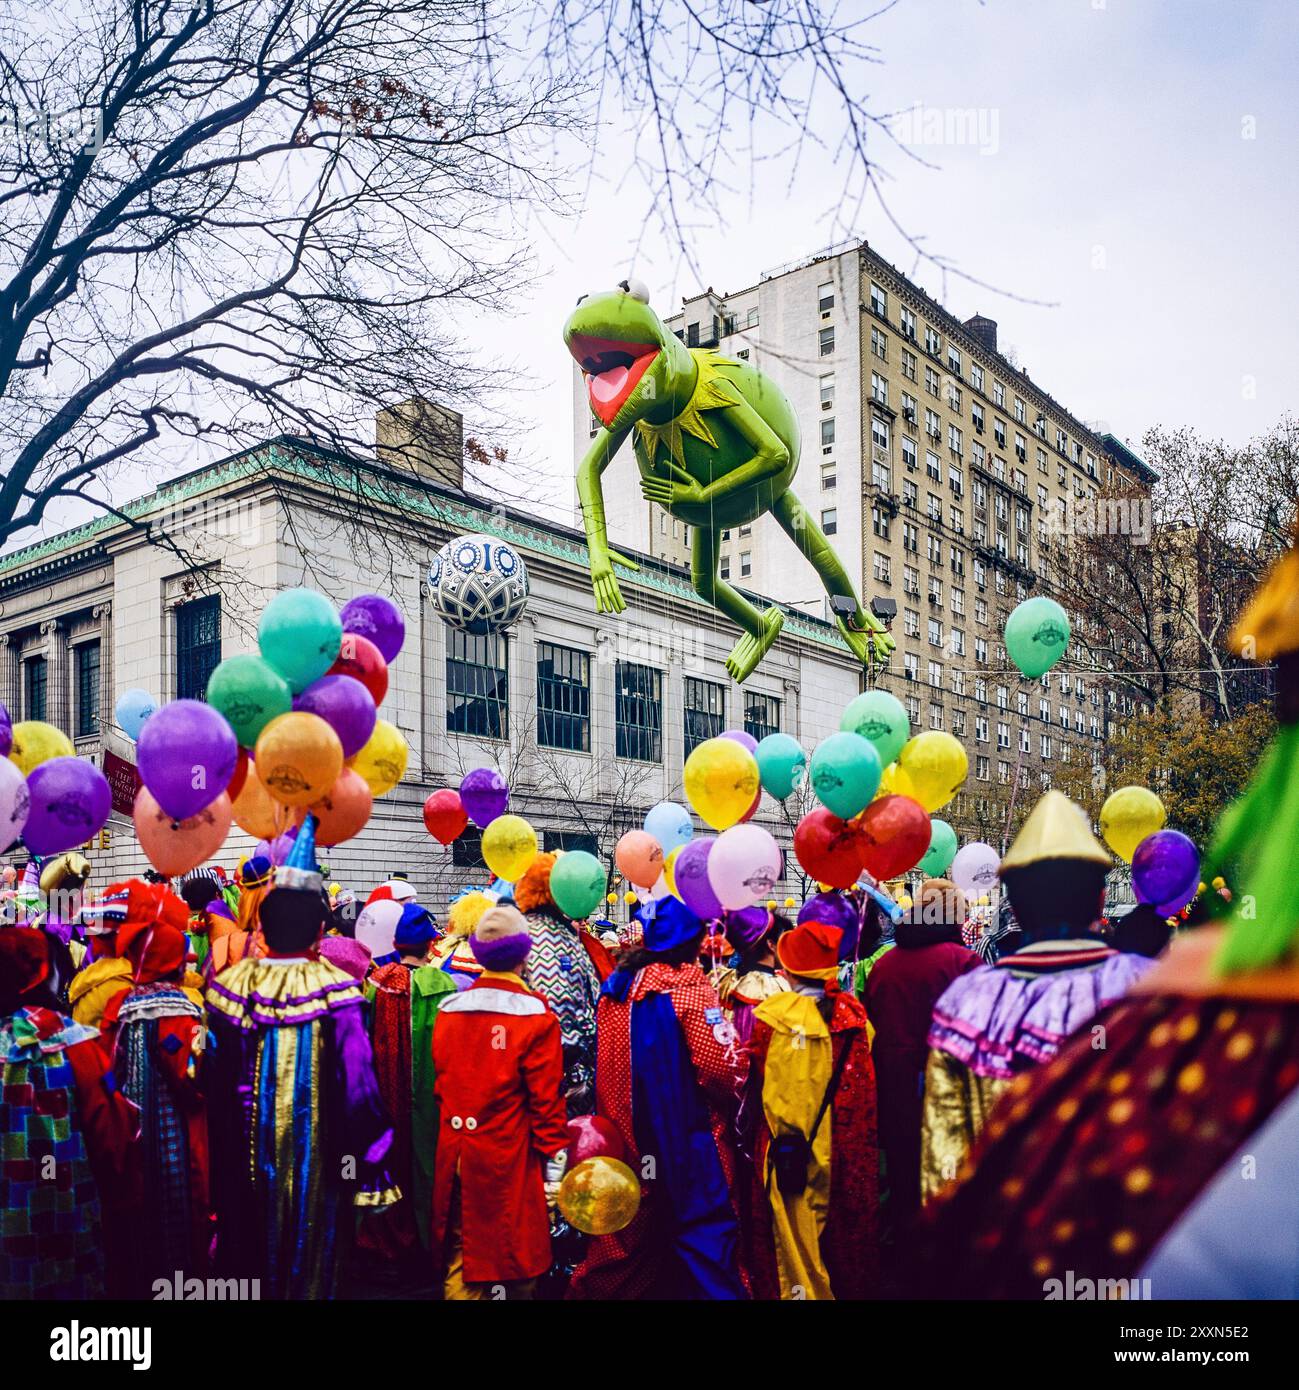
[697,400,789,505]
[577,423,635,613]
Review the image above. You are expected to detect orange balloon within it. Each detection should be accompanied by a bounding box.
[615,830,664,890]
[254,711,343,807]
[309,768,373,846]
[232,760,292,840]
[134,787,233,877]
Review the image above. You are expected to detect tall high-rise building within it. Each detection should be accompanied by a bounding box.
[571,239,1158,843]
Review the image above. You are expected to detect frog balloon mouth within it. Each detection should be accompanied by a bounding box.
[568,332,660,427]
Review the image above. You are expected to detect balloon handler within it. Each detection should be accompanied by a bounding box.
[566,280,896,682]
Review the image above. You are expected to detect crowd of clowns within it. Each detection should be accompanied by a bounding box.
[4,543,1299,1300]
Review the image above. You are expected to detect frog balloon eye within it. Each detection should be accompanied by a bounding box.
[618,277,650,303]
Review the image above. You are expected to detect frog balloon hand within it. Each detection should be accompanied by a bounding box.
[641,474,705,508]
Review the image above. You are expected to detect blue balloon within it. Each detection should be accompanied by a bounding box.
[644,800,694,854]
[114,687,157,741]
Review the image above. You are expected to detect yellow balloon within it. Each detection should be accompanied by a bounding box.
[876,760,918,802]
[254,711,343,807]
[664,845,683,900]
[783,897,796,909]
[347,718,408,796]
[481,814,539,882]
[1099,786,1166,863]
[623,891,638,906]
[605,892,618,905]
[683,737,759,831]
[232,760,287,839]
[898,732,968,813]
[557,1157,641,1235]
[8,721,74,776]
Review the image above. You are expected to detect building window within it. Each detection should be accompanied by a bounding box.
[871,327,888,361]
[720,555,731,579]
[684,676,725,755]
[740,551,752,577]
[447,630,509,739]
[821,417,836,449]
[452,826,488,869]
[23,655,47,722]
[819,373,835,409]
[616,662,662,762]
[818,281,834,312]
[820,508,837,536]
[819,327,835,356]
[900,306,916,340]
[175,595,220,702]
[901,347,917,381]
[870,281,888,317]
[75,642,101,738]
[744,692,780,742]
[536,642,590,752]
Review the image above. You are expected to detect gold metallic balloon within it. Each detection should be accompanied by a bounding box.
[557,1156,641,1236]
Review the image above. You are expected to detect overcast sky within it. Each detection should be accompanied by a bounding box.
[481,0,1298,515]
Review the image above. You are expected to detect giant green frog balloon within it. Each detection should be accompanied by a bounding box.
[566,279,895,682]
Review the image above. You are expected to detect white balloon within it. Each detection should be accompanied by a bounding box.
[951,842,1001,895]
[0,757,31,854]
[354,898,404,958]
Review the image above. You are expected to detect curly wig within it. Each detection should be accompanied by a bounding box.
[513,851,558,916]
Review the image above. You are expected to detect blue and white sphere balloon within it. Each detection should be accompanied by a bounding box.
[427,533,530,635]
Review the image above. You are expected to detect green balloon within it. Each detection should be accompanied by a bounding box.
[1004,595,1071,679]
[258,588,344,693]
[549,850,608,920]
[810,731,882,820]
[919,818,958,877]
[206,654,292,748]
[841,689,909,768]
[754,732,807,800]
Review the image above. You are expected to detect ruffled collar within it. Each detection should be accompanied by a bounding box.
[929,951,1153,1078]
[206,956,363,1030]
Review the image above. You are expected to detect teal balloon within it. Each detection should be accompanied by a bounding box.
[1004,595,1071,679]
[754,732,807,800]
[919,818,959,877]
[841,689,909,768]
[258,588,343,693]
[549,850,608,920]
[206,654,292,748]
[810,731,882,820]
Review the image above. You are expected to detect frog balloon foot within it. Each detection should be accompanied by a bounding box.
[725,608,785,683]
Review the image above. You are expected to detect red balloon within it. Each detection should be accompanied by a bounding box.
[856,794,931,881]
[566,1114,628,1168]
[227,748,249,803]
[793,808,866,889]
[328,632,389,706]
[423,788,468,845]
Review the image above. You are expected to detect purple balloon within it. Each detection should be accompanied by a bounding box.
[340,593,405,664]
[459,767,509,828]
[293,674,377,759]
[137,699,238,821]
[674,836,723,921]
[0,699,11,757]
[722,904,770,951]
[270,822,300,865]
[721,728,758,754]
[24,757,111,856]
[798,888,861,959]
[1132,829,1199,913]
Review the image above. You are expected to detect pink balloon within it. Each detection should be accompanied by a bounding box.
[615,829,664,890]
[707,823,782,911]
[134,788,233,877]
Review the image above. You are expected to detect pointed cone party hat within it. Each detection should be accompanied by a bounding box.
[275,814,322,893]
[999,790,1110,875]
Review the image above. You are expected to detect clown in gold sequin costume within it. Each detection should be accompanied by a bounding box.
[919,791,1152,1203]
[909,529,1299,1298]
[203,822,397,1298]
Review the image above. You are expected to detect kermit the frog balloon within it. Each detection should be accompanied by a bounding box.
[566,278,896,682]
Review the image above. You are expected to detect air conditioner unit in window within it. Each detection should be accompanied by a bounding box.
[821,399,832,410]
[903,408,916,424]
[928,594,941,606]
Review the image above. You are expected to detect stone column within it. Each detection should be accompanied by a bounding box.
[41,619,68,731]
[0,633,17,715]
[93,602,113,737]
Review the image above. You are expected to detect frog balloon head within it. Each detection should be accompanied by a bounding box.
[563,278,691,431]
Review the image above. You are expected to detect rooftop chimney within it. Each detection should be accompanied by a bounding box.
[964,313,998,355]
[376,397,464,490]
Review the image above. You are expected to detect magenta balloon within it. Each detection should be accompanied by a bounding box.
[23,757,111,855]
[459,767,509,828]
[137,699,238,821]
[340,593,405,663]
[721,728,758,754]
[0,699,11,757]
[1132,829,1199,910]
[674,835,723,920]
[293,674,377,759]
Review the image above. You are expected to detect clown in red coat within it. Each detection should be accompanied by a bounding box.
[431,905,570,1297]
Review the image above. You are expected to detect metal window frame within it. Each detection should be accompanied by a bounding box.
[536,641,591,752]
[615,661,663,763]
[447,629,509,740]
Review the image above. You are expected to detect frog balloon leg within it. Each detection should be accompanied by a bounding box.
[565,279,895,683]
